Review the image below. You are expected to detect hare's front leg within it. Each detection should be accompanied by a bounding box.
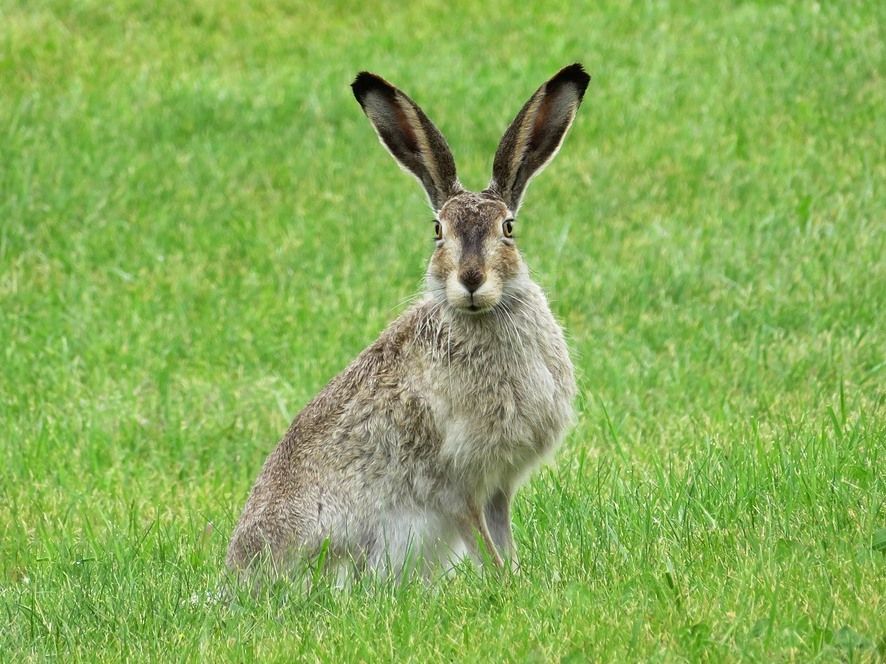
[484,488,518,570]
[456,503,504,568]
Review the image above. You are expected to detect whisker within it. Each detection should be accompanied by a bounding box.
[503,291,533,311]
[390,291,426,313]
[496,304,522,368]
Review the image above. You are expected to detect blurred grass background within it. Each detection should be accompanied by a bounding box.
[1,0,884,660]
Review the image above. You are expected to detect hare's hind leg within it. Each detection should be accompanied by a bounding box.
[484,488,518,570]
[456,503,504,568]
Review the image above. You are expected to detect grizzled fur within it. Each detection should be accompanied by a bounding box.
[228,64,591,580]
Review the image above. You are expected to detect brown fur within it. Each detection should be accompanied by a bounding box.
[228,65,591,581]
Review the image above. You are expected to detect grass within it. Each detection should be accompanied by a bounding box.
[1,0,884,660]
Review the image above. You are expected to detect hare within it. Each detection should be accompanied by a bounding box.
[227,64,590,580]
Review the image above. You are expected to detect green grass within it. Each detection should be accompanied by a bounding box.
[1,0,884,660]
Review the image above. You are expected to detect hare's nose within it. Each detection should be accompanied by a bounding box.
[459,268,486,294]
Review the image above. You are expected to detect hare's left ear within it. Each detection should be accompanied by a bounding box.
[352,72,461,211]
[488,64,591,212]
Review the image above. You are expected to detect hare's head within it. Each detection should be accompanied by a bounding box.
[352,65,590,314]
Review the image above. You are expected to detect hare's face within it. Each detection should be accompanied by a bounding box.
[427,192,525,314]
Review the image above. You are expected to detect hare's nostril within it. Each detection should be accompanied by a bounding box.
[459,269,485,294]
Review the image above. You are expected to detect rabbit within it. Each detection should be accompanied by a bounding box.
[227,63,590,581]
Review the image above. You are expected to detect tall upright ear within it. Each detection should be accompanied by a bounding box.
[352,72,461,211]
[488,64,591,212]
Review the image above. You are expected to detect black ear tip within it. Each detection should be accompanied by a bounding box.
[550,63,591,96]
[351,72,378,106]
[351,71,396,107]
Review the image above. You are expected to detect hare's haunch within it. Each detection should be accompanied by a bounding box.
[228,64,590,580]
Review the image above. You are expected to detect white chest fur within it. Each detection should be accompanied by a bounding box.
[429,287,576,497]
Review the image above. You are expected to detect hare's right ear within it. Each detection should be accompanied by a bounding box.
[352,72,461,212]
[489,64,591,212]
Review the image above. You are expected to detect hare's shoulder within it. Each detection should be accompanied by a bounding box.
[269,302,440,458]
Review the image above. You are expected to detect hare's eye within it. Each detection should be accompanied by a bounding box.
[502,219,514,238]
[433,221,443,241]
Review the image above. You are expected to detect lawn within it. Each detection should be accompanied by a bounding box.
[1,0,884,661]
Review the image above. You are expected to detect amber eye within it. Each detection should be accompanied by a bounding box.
[434,221,443,241]
[502,219,514,238]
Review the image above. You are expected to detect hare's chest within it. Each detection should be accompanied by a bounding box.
[433,330,575,488]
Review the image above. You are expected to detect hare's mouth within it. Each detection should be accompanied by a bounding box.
[465,302,492,314]
[451,295,496,315]
[443,274,501,314]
